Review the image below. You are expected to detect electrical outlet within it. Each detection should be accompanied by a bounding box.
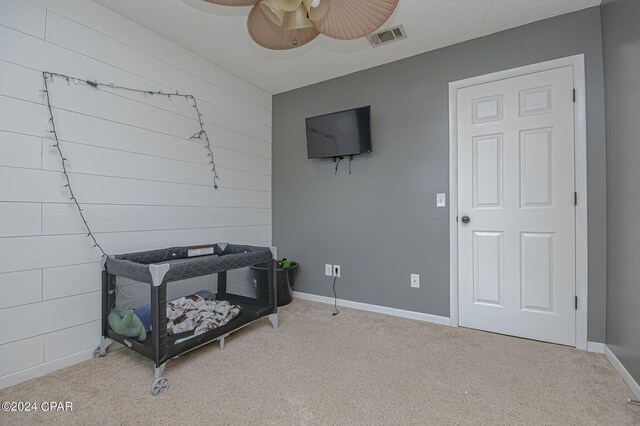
[333,265,341,278]
[411,274,420,288]
[325,264,333,277]
[436,193,446,207]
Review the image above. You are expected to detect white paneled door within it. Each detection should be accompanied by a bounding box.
[457,66,576,345]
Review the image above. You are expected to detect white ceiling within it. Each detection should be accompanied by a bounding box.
[95,0,600,94]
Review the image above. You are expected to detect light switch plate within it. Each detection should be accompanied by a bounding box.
[436,193,446,207]
[411,274,420,288]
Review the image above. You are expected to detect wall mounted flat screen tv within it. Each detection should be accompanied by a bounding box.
[306,106,371,159]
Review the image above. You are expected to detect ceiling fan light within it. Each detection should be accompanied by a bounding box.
[288,5,313,29]
[259,0,286,26]
[308,0,330,22]
[302,0,320,13]
[274,0,302,12]
[248,3,319,50]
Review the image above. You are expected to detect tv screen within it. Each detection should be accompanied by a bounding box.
[306,106,371,159]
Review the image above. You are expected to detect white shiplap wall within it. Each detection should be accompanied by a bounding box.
[0,0,272,388]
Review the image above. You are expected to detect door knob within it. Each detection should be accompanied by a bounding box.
[461,216,471,224]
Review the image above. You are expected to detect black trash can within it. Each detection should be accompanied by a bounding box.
[251,261,298,306]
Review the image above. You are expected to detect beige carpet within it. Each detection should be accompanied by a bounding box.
[1,299,638,425]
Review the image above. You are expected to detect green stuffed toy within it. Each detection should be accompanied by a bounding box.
[108,309,146,341]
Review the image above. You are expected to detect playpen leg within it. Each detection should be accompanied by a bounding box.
[268,313,278,329]
[93,337,113,358]
[154,363,166,379]
[151,363,169,396]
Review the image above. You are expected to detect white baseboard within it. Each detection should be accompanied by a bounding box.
[0,348,95,390]
[604,345,640,399]
[587,341,605,353]
[293,291,451,326]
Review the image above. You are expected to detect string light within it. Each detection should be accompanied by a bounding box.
[41,71,221,257]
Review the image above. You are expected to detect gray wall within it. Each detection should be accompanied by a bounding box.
[273,7,607,342]
[601,0,640,381]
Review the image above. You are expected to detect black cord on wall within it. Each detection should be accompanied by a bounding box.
[334,156,343,174]
[333,155,354,175]
[332,274,340,316]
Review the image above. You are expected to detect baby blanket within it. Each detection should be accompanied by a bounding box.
[166,294,241,336]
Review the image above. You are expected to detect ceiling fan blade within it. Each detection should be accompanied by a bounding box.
[203,0,259,5]
[248,3,319,50]
[311,0,398,40]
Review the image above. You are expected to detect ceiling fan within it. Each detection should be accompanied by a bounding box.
[202,0,399,50]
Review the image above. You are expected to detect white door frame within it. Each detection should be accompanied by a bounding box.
[448,54,588,350]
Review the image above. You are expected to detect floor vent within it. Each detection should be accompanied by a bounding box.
[367,25,407,48]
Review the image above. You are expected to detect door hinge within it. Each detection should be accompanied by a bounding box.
[456,216,459,223]
[573,89,576,103]
[575,296,578,310]
[574,192,578,206]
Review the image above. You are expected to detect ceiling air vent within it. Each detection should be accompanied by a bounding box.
[367,25,407,48]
